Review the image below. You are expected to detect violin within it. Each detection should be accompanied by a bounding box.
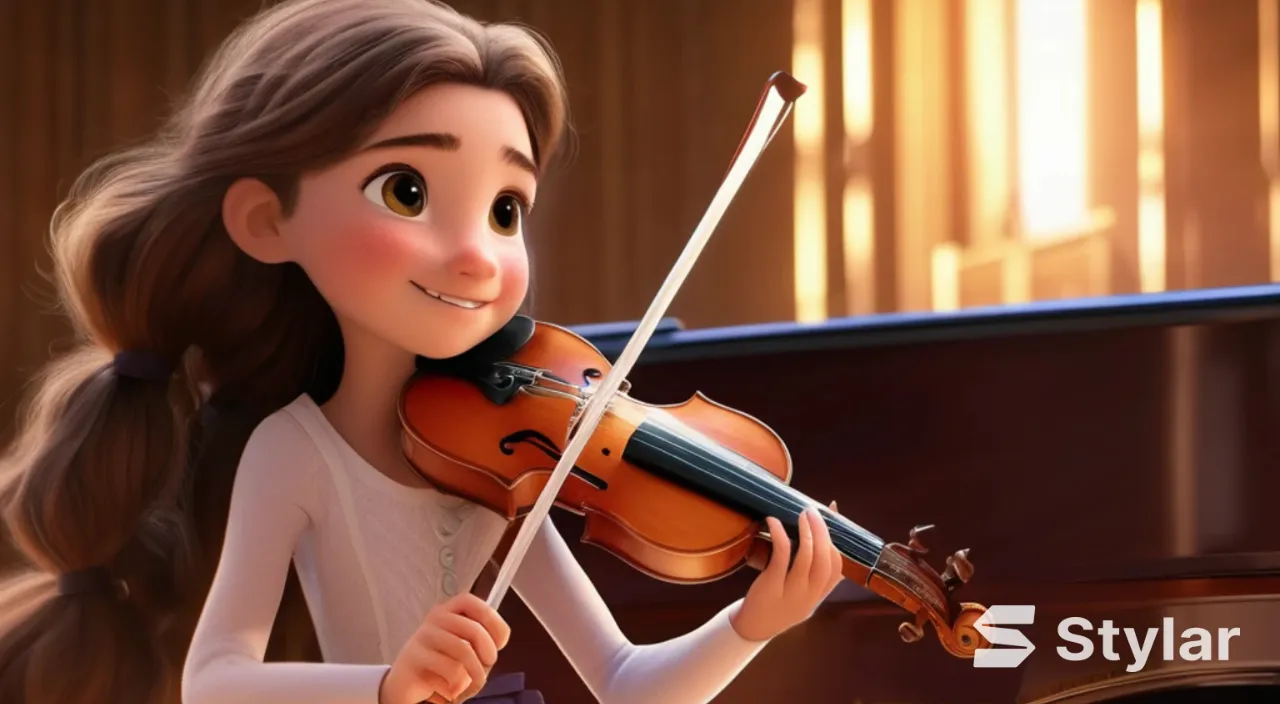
[400,317,987,659]
[397,70,990,663]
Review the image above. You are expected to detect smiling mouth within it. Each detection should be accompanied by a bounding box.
[410,281,488,310]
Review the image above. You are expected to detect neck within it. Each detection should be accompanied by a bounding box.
[621,411,886,567]
[321,315,418,476]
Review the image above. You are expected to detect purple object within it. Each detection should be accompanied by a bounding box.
[469,672,544,703]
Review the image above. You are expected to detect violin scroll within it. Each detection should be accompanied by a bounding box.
[898,600,989,658]
[874,525,989,658]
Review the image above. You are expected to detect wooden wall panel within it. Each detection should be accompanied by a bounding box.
[1090,0,1141,296]
[1164,0,1270,290]
[891,0,956,312]
[0,0,18,425]
[7,0,79,439]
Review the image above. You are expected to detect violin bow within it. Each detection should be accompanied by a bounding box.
[483,72,808,608]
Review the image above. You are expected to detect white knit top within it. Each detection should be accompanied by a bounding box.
[181,393,768,703]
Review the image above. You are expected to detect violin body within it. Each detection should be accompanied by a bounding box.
[400,318,989,659]
[403,321,790,583]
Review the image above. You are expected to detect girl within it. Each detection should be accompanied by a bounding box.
[0,1,845,702]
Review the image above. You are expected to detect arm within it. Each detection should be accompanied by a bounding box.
[511,516,769,704]
[181,413,389,704]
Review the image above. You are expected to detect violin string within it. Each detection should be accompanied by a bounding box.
[629,417,886,566]
[688,432,951,614]
[646,434,880,558]
[876,549,949,615]
[647,416,954,610]
[592,400,870,556]
[647,411,886,550]
[670,443,885,563]
[593,404,953,615]
[881,549,949,607]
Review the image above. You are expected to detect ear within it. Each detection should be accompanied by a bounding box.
[223,177,291,264]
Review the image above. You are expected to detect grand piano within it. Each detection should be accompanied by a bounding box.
[487,284,1280,703]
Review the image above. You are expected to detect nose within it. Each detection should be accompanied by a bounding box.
[444,227,499,280]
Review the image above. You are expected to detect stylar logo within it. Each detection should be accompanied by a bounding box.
[970,606,1242,671]
[973,605,1036,668]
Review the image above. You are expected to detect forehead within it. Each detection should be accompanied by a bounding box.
[367,82,533,155]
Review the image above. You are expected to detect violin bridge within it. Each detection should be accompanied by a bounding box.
[567,399,586,438]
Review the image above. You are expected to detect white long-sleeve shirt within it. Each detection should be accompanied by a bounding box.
[182,393,769,703]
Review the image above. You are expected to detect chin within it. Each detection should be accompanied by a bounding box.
[408,337,484,360]
[404,322,503,360]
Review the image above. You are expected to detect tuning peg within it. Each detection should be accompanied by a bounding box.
[941,548,974,590]
[898,620,925,643]
[907,524,934,555]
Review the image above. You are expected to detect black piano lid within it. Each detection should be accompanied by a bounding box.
[571,283,1280,364]
[564,317,685,343]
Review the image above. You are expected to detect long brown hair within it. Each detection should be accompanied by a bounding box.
[0,1,570,701]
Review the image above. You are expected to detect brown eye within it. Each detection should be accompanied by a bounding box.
[362,169,427,218]
[489,194,523,236]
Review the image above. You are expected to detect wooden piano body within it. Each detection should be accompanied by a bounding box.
[489,284,1280,703]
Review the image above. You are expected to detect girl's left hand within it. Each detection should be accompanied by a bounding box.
[729,503,844,642]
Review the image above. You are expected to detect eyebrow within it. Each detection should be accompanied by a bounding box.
[361,132,539,177]
[501,146,539,178]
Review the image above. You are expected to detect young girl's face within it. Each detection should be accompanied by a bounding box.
[279,82,538,359]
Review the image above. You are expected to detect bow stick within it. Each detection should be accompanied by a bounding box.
[483,71,808,609]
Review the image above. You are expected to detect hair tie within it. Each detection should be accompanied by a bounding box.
[57,566,126,598]
[112,349,175,381]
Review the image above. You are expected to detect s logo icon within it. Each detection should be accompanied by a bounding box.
[973,605,1037,668]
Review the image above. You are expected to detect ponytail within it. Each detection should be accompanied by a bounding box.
[0,343,198,703]
[0,92,341,701]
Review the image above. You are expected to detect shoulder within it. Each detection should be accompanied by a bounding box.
[243,397,325,464]
[233,394,330,508]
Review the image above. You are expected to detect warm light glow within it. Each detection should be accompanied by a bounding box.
[1138,192,1166,291]
[793,0,827,322]
[931,243,960,311]
[843,179,874,311]
[965,0,1012,247]
[843,0,873,139]
[1003,245,1031,303]
[1269,183,1280,281]
[1261,0,1280,280]
[1137,1,1164,137]
[1136,0,1166,292]
[1016,0,1089,238]
[1262,0,1279,164]
[842,0,875,314]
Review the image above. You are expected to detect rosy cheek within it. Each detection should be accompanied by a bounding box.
[496,247,530,304]
[309,218,421,298]
[337,222,416,271]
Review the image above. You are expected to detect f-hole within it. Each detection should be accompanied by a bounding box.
[499,429,608,491]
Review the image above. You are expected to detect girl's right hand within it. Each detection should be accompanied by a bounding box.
[379,593,511,704]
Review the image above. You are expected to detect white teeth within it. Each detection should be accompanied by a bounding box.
[427,289,483,309]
